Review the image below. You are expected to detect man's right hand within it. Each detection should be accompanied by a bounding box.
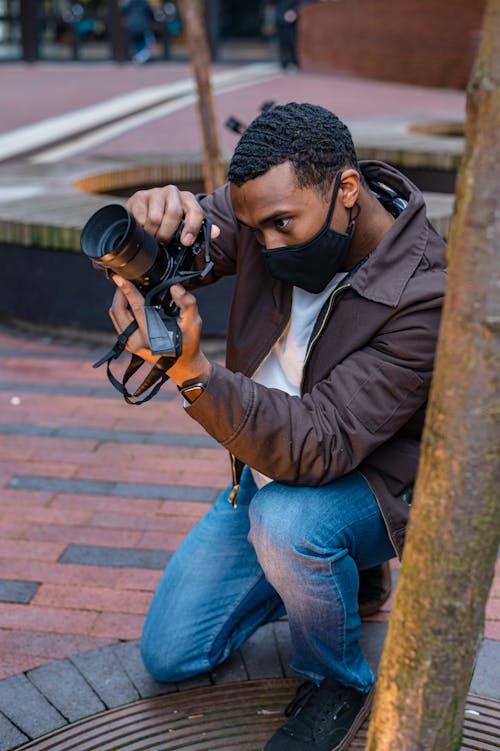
[125,185,206,247]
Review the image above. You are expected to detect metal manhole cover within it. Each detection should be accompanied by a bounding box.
[17,679,500,751]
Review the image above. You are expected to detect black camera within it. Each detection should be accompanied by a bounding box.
[80,203,213,359]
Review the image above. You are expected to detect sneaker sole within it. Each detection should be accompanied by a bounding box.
[329,685,375,751]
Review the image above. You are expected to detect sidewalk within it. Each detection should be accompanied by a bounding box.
[0,323,497,750]
[0,60,466,162]
[0,60,498,749]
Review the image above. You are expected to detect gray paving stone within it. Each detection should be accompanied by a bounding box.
[9,476,112,495]
[27,659,106,723]
[272,620,295,678]
[70,646,141,708]
[0,579,40,604]
[9,476,219,502]
[211,650,249,684]
[271,619,388,679]
[0,628,495,751]
[111,640,177,698]
[360,621,388,673]
[471,638,500,700]
[177,673,212,690]
[359,624,498,700]
[59,544,171,570]
[0,384,115,398]
[60,428,211,446]
[0,383,175,399]
[0,348,97,361]
[146,432,218,448]
[240,622,283,679]
[0,422,57,436]
[0,713,28,751]
[0,421,217,446]
[113,481,219,502]
[0,673,66,739]
[359,624,499,699]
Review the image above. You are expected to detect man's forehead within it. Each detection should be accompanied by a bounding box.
[230,163,299,206]
[233,161,296,187]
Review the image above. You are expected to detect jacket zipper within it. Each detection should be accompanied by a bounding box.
[296,281,399,556]
[300,284,351,395]
[228,314,292,508]
[358,471,400,558]
[228,454,240,508]
[229,284,349,502]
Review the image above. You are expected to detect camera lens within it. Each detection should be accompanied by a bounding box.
[80,204,170,287]
[97,218,129,257]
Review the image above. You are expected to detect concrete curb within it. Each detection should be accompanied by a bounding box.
[0,624,498,751]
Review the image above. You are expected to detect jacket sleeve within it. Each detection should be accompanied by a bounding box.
[185,282,443,485]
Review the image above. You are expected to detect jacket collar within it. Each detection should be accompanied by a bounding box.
[348,161,430,308]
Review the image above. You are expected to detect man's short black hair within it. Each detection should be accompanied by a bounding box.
[227,102,360,194]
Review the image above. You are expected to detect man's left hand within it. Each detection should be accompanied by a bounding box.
[109,277,211,386]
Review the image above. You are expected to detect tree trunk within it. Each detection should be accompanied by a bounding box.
[366,1,500,749]
[177,0,225,192]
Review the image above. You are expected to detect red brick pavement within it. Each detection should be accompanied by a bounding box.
[0,324,498,680]
[0,325,227,678]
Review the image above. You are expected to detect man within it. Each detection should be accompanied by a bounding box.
[108,103,445,750]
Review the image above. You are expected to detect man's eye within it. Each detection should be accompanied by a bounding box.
[275,218,291,229]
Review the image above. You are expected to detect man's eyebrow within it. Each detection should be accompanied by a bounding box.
[236,209,289,229]
[236,217,253,229]
[261,209,290,224]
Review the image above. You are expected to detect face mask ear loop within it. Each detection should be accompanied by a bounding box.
[324,171,343,227]
[346,201,361,233]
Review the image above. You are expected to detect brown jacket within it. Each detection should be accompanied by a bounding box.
[188,160,446,558]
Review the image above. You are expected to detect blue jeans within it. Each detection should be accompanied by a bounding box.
[141,468,395,692]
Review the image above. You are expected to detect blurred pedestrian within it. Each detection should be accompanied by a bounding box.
[261,0,277,41]
[276,0,299,70]
[122,0,155,64]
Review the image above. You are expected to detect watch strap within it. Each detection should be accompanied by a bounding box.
[179,381,207,404]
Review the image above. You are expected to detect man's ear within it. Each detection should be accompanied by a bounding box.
[339,169,361,209]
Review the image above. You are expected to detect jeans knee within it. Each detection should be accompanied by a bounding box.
[248,482,354,582]
[141,630,176,683]
[249,484,304,571]
[140,625,207,683]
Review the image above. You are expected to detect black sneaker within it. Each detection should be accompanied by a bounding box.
[263,678,373,751]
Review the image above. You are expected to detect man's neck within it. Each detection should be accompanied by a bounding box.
[344,189,395,269]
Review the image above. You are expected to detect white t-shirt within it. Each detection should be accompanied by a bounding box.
[251,271,348,488]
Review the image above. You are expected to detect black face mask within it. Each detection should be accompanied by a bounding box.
[261,171,359,294]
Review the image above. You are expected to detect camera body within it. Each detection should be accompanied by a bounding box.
[80,203,213,358]
[81,203,207,313]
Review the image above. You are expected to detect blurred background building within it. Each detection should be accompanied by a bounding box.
[0,0,270,64]
[298,0,486,89]
[0,0,486,89]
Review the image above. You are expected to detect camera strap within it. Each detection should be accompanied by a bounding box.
[142,218,214,308]
[107,354,173,406]
[92,219,215,405]
[93,319,138,369]
[92,319,173,405]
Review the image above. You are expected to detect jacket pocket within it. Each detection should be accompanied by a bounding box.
[346,361,424,434]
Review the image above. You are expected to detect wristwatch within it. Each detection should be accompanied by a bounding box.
[179,381,207,404]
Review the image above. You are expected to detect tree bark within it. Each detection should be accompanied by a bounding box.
[177,0,225,192]
[366,1,500,749]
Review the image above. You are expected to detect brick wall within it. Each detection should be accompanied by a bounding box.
[297,0,486,89]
